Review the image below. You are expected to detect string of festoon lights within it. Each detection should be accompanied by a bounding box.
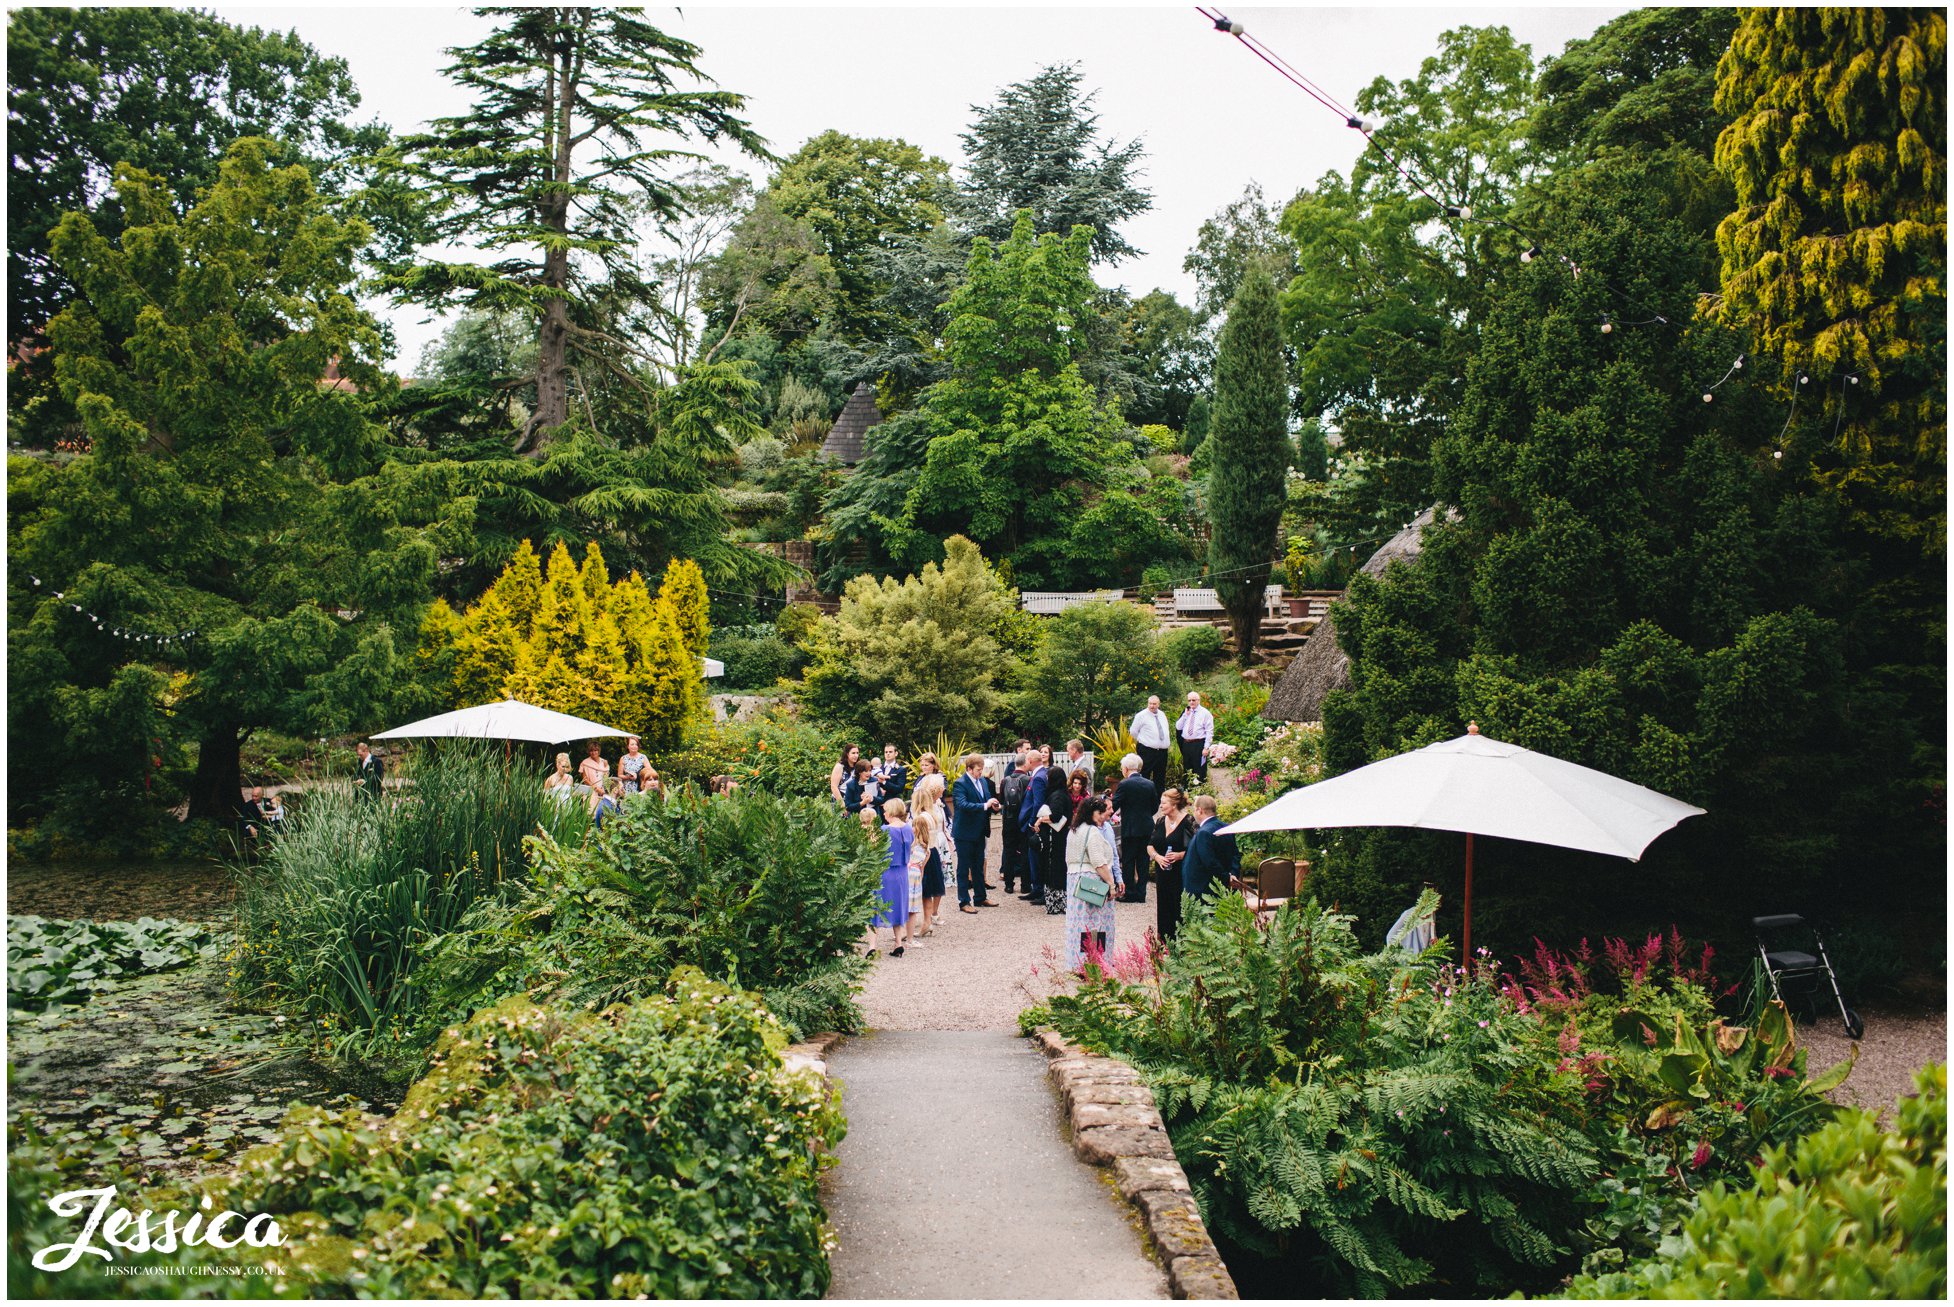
[1189,5,1831,446]
[25,575,198,646]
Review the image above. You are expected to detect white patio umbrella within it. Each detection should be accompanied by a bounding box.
[371,698,632,745]
[1222,724,1705,956]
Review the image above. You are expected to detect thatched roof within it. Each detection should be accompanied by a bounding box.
[1262,507,1444,723]
[820,382,882,465]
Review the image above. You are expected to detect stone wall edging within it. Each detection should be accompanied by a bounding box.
[1031,1029,1239,1300]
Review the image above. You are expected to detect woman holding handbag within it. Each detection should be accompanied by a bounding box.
[1063,794,1120,970]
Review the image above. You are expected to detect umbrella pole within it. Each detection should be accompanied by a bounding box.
[1463,832,1475,961]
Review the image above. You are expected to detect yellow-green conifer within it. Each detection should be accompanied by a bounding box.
[578,610,629,722]
[455,589,524,704]
[415,597,466,701]
[659,557,711,656]
[491,539,545,644]
[534,652,586,718]
[501,638,543,704]
[610,570,659,663]
[532,541,589,666]
[620,595,702,752]
[579,540,611,608]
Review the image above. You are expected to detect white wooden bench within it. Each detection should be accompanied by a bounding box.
[1020,589,1126,615]
[1172,585,1284,619]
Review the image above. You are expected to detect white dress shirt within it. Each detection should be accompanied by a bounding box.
[1175,705,1215,742]
[1130,706,1173,750]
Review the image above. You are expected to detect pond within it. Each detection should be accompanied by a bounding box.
[7,859,400,1190]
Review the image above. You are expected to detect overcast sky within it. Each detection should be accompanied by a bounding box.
[212,3,1631,368]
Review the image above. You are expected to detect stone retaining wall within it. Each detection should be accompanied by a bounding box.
[1032,1030,1239,1300]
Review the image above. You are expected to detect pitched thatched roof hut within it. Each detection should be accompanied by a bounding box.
[819,382,882,465]
[1262,506,1444,723]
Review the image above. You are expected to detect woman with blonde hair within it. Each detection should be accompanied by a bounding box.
[910,772,950,937]
[544,752,575,798]
[873,797,913,957]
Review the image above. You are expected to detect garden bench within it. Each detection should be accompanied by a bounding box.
[1019,589,1125,615]
[1171,585,1284,619]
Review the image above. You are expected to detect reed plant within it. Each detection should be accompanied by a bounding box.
[232,742,587,1064]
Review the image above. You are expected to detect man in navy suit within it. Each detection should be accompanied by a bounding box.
[998,740,1033,894]
[1017,745,1054,902]
[1181,794,1241,907]
[951,754,1001,911]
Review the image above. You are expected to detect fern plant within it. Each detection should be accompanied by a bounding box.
[1044,892,1600,1296]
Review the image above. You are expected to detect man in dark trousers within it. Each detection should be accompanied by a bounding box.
[998,740,1033,895]
[1129,694,1173,789]
[1181,794,1241,905]
[355,741,385,801]
[1016,744,1054,902]
[1111,752,1159,904]
[951,754,1001,912]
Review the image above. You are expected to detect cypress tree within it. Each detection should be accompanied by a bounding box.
[490,539,545,644]
[659,557,711,657]
[1207,263,1291,663]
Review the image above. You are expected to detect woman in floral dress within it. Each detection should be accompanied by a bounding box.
[1063,794,1120,970]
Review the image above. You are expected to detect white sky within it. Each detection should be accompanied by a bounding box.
[212,3,1631,368]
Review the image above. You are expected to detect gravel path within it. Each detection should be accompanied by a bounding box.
[822,1032,1168,1300]
[1799,1006,1947,1124]
[855,828,1160,1032]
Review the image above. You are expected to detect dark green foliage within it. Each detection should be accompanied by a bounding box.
[1552,1064,1946,1299]
[1043,894,1599,1296]
[384,8,769,449]
[1013,602,1180,740]
[955,63,1151,265]
[9,141,443,824]
[1207,264,1290,663]
[655,706,846,799]
[7,915,217,1009]
[233,744,588,1064]
[209,974,843,1297]
[1162,624,1226,676]
[708,625,802,690]
[418,787,885,1042]
[6,6,390,354]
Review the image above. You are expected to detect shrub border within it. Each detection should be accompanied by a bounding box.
[1031,1029,1239,1300]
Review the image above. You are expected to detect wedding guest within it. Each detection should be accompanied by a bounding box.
[1063,794,1120,969]
[618,736,651,793]
[355,742,385,801]
[1112,753,1159,904]
[1182,793,1241,903]
[544,752,576,796]
[830,743,861,806]
[1175,691,1215,784]
[952,753,1000,913]
[1018,744,1056,903]
[578,742,610,791]
[998,741,1034,896]
[874,798,914,957]
[261,788,286,834]
[842,758,876,815]
[1037,750,1075,915]
[1129,694,1173,789]
[912,773,951,936]
[1149,787,1193,940]
[875,744,910,803]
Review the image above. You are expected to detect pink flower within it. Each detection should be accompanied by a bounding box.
[1689,1141,1712,1170]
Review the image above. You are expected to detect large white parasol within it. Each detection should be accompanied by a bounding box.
[1223,724,1705,955]
[371,699,633,745]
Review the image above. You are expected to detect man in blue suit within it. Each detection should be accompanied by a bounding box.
[951,754,1001,911]
[1017,744,1054,902]
[1181,794,1241,908]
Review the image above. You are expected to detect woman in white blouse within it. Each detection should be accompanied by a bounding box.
[1064,794,1120,969]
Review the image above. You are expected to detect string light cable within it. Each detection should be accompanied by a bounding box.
[23,575,198,646]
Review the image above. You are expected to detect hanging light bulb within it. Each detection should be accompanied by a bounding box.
[1600,320,1613,335]
[1702,393,1714,403]
[1773,450,1784,460]
[1520,245,1541,263]
[1459,205,1473,220]
[1734,355,1744,369]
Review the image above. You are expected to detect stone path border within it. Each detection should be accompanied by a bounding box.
[1031,1029,1239,1300]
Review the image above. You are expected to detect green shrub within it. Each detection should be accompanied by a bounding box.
[658,706,843,797]
[1211,682,1271,750]
[709,626,802,690]
[1162,624,1224,675]
[232,743,588,1065]
[1551,1064,1946,1299]
[417,786,885,1041]
[1013,601,1181,741]
[8,915,219,1009]
[1043,893,1601,1296]
[206,972,844,1298]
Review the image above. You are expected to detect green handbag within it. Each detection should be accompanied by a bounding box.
[1073,866,1112,907]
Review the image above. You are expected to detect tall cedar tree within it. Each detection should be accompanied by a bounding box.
[9,142,438,823]
[955,63,1151,265]
[1207,263,1291,664]
[1712,9,1946,556]
[389,7,769,453]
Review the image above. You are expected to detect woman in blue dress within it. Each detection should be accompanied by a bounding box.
[874,797,914,957]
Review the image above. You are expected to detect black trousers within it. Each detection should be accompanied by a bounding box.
[1120,834,1151,903]
[1156,866,1184,942]
[1002,821,1027,891]
[1178,734,1208,782]
[1137,744,1169,790]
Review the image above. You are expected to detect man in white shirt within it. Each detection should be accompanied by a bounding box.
[1175,691,1215,783]
[1129,694,1172,789]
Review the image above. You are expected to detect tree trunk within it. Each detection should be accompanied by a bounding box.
[518,19,581,457]
[1226,581,1267,667]
[186,723,243,823]
[521,285,572,453]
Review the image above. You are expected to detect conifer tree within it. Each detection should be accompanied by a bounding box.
[490,538,544,643]
[500,639,543,704]
[610,570,659,662]
[578,541,611,608]
[534,652,584,718]
[660,558,710,657]
[387,7,770,453]
[621,596,701,752]
[531,541,588,666]
[455,590,523,704]
[1207,263,1291,663]
[1712,8,1946,554]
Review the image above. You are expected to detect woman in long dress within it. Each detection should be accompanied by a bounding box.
[830,743,861,807]
[1064,794,1121,970]
[1149,787,1192,942]
[911,773,950,938]
[874,797,914,957]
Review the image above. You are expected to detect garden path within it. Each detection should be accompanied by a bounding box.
[822,833,1169,1299]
